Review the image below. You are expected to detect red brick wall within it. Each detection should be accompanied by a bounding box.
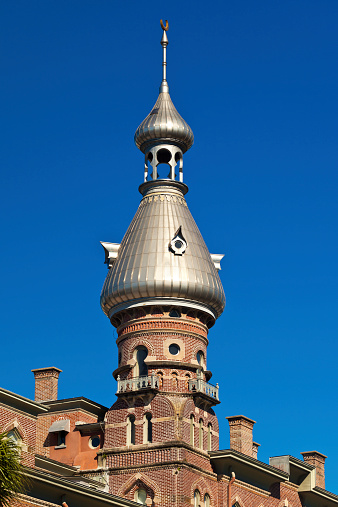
[228,480,303,507]
[0,405,36,466]
[108,463,219,507]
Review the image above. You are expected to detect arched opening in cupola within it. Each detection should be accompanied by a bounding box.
[156,148,172,179]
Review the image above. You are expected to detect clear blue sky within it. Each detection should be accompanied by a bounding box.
[1,0,338,492]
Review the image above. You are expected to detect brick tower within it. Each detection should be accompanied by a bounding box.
[100,22,225,507]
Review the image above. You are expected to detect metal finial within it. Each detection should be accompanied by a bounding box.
[160,20,169,93]
[160,19,169,31]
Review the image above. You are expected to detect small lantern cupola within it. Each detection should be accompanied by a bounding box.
[134,20,194,184]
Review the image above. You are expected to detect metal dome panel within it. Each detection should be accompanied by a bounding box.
[100,184,225,320]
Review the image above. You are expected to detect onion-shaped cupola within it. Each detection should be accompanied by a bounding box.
[134,20,194,183]
[100,22,225,327]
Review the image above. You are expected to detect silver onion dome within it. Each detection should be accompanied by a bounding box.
[134,89,194,154]
[134,27,194,155]
[100,181,225,323]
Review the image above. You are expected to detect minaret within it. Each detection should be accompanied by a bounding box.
[100,22,225,507]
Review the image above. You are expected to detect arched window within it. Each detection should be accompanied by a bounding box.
[190,415,195,446]
[6,428,24,454]
[127,415,135,445]
[134,346,148,377]
[136,488,147,505]
[199,419,203,449]
[157,371,163,389]
[196,350,204,367]
[207,423,212,451]
[143,413,152,444]
[171,371,178,389]
[204,494,210,507]
[194,490,200,507]
[7,429,21,445]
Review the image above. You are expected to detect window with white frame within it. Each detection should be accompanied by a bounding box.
[136,488,147,505]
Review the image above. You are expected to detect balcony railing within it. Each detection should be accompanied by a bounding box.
[116,375,159,394]
[188,378,219,400]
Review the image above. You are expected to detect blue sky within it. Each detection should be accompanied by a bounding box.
[1,0,338,492]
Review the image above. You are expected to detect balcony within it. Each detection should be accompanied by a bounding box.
[116,374,159,394]
[188,378,219,403]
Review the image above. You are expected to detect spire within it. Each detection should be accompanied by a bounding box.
[134,20,194,185]
[160,19,169,93]
[101,22,225,331]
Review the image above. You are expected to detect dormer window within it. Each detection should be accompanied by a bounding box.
[48,419,70,449]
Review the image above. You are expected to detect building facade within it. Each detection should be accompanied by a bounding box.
[1,22,338,507]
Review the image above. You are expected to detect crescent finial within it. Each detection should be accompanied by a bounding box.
[160,19,169,31]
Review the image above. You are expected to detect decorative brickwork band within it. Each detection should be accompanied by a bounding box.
[31,367,62,402]
[117,319,208,340]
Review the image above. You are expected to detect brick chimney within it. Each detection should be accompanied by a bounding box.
[252,441,260,459]
[31,367,62,402]
[226,415,256,457]
[301,451,327,489]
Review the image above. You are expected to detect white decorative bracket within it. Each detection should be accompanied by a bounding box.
[210,254,224,271]
[100,242,121,269]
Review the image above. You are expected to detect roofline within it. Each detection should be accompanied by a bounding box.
[75,422,104,434]
[299,486,338,506]
[226,415,256,424]
[270,454,315,471]
[24,467,139,507]
[35,454,78,474]
[301,450,328,459]
[0,387,49,416]
[41,397,108,416]
[31,367,62,373]
[314,487,338,502]
[209,449,289,480]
